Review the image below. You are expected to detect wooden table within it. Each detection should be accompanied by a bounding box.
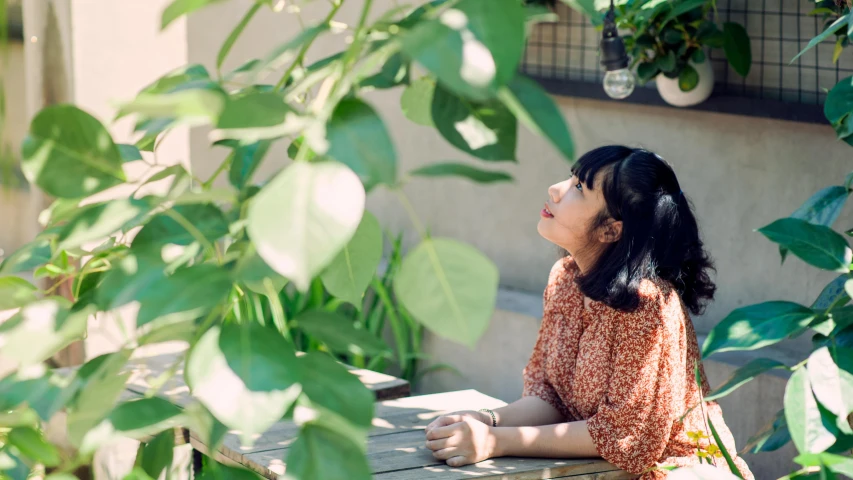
[121,351,631,479]
[244,390,635,480]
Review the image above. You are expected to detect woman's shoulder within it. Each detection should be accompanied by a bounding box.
[623,276,688,329]
[548,255,577,287]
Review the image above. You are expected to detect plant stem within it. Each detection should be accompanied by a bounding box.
[203,156,231,189]
[275,1,344,91]
[163,209,219,262]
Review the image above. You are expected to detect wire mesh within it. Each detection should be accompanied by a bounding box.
[521,1,853,105]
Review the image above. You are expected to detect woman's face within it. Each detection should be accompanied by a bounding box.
[537,173,610,256]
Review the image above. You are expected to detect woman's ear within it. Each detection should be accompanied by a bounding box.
[598,219,623,244]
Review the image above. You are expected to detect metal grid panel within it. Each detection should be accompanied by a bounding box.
[521,1,853,105]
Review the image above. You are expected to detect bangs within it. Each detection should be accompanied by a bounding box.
[570,146,630,192]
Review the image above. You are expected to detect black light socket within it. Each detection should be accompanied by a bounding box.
[599,7,629,71]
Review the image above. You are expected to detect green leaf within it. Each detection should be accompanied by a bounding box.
[807,347,853,421]
[0,239,51,275]
[705,358,788,402]
[232,243,288,295]
[758,218,852,272]
[186,322,302,445]
[812,275,851,311]
[741,408,790,454]
[293,310,390,357]
[0,276,37,310]
[431,84,517,161]
[706,417,744,478]
[659,0,707,28]
[7,427,61,467]
[138,430,175,480]
[785,367,837,454]
[783,186,851,262]
[409,162,513,184]
[80,396,186,454]
[162,0,228,29]
[0,450,29,480]
[691,49,707,64]
[285,424,371,480]
[400,77,436,127]
[326,99,397,191]
[212,92,302,143]
[795,453,853,477]
[360,52,410,90]
[67,351,133,448]
[118,144,144,162]
[96,254,167,311]
[132,203,229,251]
[401,0,526,101]
[21,105,126,198]
[702,301,817,357]
[119,81,227,128]
[297,352,374,428]
[247,161,365,292]
[0,370,75,421]
[0,299,90,367]
[637,62,660,83]
[722,22,751,77]
[197,463,263,480]
[319,211,383,308]
[655,50,677,73]
[58,198,151,251]
[825,76,853,126]
[498,74,574,161]
[236,23,330,82]
[394,238,498,348]
[227,140,271,189]
[792,14,850,64]
[678,64,700,92]
[217,2,261,73]
[136,264,233,327]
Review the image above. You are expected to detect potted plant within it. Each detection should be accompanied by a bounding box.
[615,0,752,106]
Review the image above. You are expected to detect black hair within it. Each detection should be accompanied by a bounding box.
[567,145,716,316]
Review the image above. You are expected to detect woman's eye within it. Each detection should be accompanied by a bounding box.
[575,182,583,191]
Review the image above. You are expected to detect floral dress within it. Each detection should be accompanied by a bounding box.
[522,256,754,479]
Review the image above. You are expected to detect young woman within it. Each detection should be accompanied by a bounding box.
[424,146,754,479]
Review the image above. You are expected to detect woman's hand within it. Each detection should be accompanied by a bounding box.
[426,410,490,431]
[424,415,499,467]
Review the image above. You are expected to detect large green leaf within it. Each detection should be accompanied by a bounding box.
[232,242,288,295]
[186,322,302,445]
[119,81,227,128]
[67,351,133,448]
[360,52,410,90]
[132,204,229,251]
[722,22,751,77]
[794,453,853,478]
[393,238,498,348]
[498,74,574,161]
[741,408,790,454]
[431,84,517,161]
[400,77,436,127]
[136,264,233,327]
[0,239,51,275]
[161,0,229,29]
[286,424,371,480]
[659,0,707,27]
[702,301,817,357]
[80,397,186,454]
[118,144,144,162]
[409,162,513,184]
[247,161,365,292]
[319,211,383,308]
[792,14,850,63]
[785,367,837,454]
[326,99,397,191]
[212,92,303,143]
[21,105,126,198]
[705,358,789,402]
[58,198,151,251]
[298,352,374,428]
[293,310,390,357]
[0,277,37,310]
[227,140,271,189]
[758,218,852,272]
[138,430,175,480]
[782,186,850,262]
[0,370,75,421]
[807,347,853,422]
[7,427,61,467]
[401,0,526,101]
[0,299,90,367]
[96,255,168,311]
[826,77,853,127]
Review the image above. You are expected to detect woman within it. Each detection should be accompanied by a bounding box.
[424,146,754,479]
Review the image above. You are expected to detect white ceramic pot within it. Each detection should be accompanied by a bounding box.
[655,58,715,107]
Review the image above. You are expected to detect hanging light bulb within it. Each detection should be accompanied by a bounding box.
[599,0,635,99]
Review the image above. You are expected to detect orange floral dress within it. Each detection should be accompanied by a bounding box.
[522,256,754,479]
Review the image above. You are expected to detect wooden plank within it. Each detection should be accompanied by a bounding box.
[371,456,631,480]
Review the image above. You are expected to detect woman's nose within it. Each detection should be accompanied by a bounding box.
[547,183,561,202]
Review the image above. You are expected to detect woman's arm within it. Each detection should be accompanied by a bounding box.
[490,395,566,427]
[492,420,599,458]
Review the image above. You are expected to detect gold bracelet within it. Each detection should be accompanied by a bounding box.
[478,408,497,427]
